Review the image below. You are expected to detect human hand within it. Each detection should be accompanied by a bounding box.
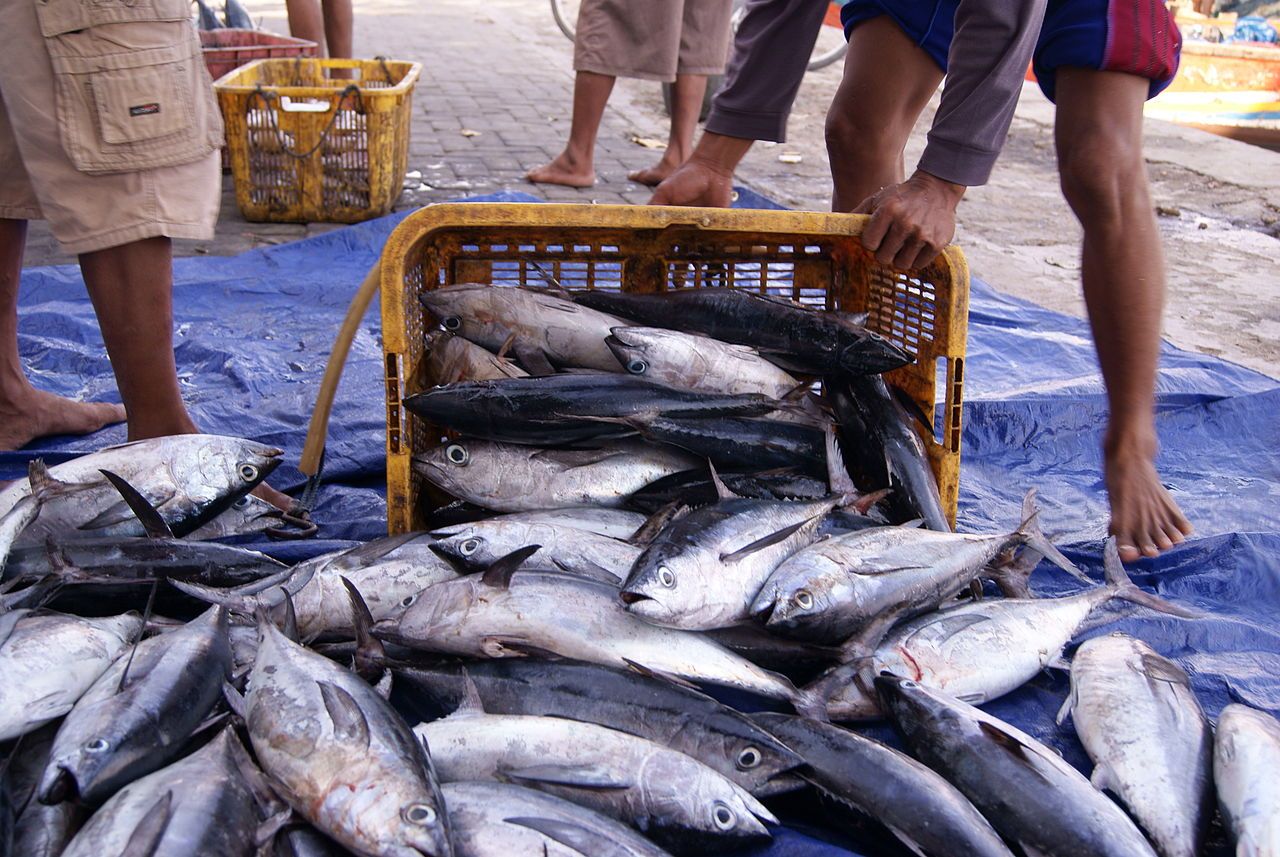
[855,169,967,270]
[648,155,735,208]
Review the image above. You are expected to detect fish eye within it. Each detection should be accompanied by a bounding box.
[626,358,648,375]
[657,566,676,588]
[459,538,481,557]
[232,496,250,509]
[712,801,736,830]
[900,680,919,690]
[239,464,259,482]
[736,747,762,770]
[85,738,110,753]
[442,317,462,331]
[445,444,469,466]
[400,594,418,608]
[795,590,814,610]
[403,803,437,826]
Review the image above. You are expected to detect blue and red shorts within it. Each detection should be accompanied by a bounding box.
[840,0,1183,103]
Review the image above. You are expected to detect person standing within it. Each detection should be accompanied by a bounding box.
[528,0,736,188]
[285,0,354,61]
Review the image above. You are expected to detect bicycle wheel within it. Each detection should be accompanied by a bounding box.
[550,0,578,41]
[808,2,848,71]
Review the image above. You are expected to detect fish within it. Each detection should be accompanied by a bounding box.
[441,781,672,857]
[752,490,1085,644]
[827,373,950,531]
[595,414,830,477]
[3,724,83,857]
[413,439,700,512]
[223,0,254,28]
[243,618,453,857]
[420,329,527,385]
[572,287,912,376]
[627,469,831,514]
[429,518,640,582]
[59,727,259,857]
[393,659,803,797]
[1058,633,1213,857]
[813,538,1202,720]
[194,0,223,29]
[493,507,647,540]
[403,374,790,446]
[0,611,143,742]
[1215,703,1280,857]
[418,283,628,373]
[751,713,1014,857]
[3,537,287,590]
[0,435,282,546]
[378,552,812,708]
[876,674,1159,857]
[0,463,54,577]
[414,692,776,852]
[605,326,805,401]
[38,607,233,806]
[188,493,284,540]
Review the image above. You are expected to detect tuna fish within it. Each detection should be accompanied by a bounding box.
[1215,703,1280,857]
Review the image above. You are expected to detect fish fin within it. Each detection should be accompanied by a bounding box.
[317,681,371,748]
[495,331,518,361]
[25,460,92,498]
[707,460,739,501]
[77,488,177,532]
[1013,491,1089,584]
[824,425,859,496]
[1102,537,1205,619]
[254,808,294,848]
[339,576,386,685]
[505,816,615,856]
[550,557,620,585]
[499,763,633,791]
[373,670,394,700]
[1046,653,1072,672]
[883,825,930,857]
[846,487,891,515]
[457,669,487,714]
[621,658,703,692]
[116,579,160,692]
[978,720,1034,761]
[1089,763,1114,792]
[720,517,815,563]
[330,533,424,568]
[281,587,299,642]
[98,470,176,540]
[1139,652,1193,686]
[223,681,248,719]
[189,709,231,740]
[119,790,173,857]
[889,384,934,433]
[511,341,557,376]
[627,498,687,547]
[481,545,541,588]
[1054,691,1074,726]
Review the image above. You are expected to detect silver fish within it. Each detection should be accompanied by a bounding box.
[441,781,672,857]
[491,507,646,540]
[416,702,775,850]
[413,439,699,512]
[429,518,640,582]
[0,612,143,742]
[605,326,803,401]
[1058,633,1213,857]
[187,493,283,541]
[39,608,233,806]
[1215,703,1280,857]
[0,435,282,546]
[244,620,453,856]
[421,328,527,384]
[419,283,628,372]
[5,724,81,857]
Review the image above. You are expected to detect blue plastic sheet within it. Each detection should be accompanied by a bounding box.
[4,192,1278,856]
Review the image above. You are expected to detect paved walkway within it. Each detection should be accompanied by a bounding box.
[18,0,1280,375]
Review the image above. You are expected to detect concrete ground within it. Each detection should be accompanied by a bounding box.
[20,0,1280,377]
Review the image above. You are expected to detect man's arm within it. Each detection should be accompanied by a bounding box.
[858,0,1047,269]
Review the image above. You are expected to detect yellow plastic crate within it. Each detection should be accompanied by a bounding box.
[214,57,420,223]
[380,204,970,534]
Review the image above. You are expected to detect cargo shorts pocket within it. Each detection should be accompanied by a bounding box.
[36,0,223,175]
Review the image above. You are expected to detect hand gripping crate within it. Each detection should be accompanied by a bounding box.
[380,204,970,535]
[214,57,420,223]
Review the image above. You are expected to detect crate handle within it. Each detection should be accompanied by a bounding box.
[279,96,333,113]
[248,83,364,160]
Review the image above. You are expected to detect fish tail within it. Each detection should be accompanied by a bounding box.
[1103,537,1204,618]
[1015,489,1092,585]
[792,685,831,722]
[823,424,860,497]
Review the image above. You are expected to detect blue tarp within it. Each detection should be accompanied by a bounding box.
[4,191,1278,856]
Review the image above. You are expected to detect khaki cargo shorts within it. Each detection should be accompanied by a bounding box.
[574,0,735,82]
[0,0,223,255]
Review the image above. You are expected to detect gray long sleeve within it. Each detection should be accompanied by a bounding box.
[704,0,829,143]
[918,0,1047,186]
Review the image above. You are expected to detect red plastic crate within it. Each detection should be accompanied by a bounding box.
[201,29,318,83]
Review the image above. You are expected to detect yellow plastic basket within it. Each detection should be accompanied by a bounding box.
[380,203,970,534]
[214,57,420,223]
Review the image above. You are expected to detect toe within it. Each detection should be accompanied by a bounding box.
[1116,541,1142,563]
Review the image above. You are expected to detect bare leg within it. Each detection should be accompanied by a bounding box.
[1054,67,1192,561]
[320,0,352,59]
[0,219,125,451]
[630,73,708,186]
[284,0,326,54]
[824,16,943,211]
[527,70,615,187]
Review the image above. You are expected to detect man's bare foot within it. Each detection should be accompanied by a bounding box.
[649,155,735,207]
[0,385,126,451]
[526,152,595,188]
[629,158,681,188]
[1106,446,1193,562]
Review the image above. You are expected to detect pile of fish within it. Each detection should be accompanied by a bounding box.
[0,282,1274,857]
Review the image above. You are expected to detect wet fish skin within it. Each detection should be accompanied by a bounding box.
[0,435,283,546]
[876,674,1159,857]
[3,537,286,588]
[4,724,83,857]
[413,438,699,512]
[441,781,672,857]
[421,328,527,384]
[419,283,628,372]
[38,607,233,806]
[610,414,829,477]
[393,659,802,797]
[1215,704,1280,857]
[605,325,802,400]
[492,507,646,539]
[188,493,283,540]
[429,519,639,582]
[627,469,830,514]
[572,288,912,376]
[0,495,41,579]
[752,713,1014,857]
[1061,633,1213,857]
[0,612,143,742]
[416,707,776,853]
[59,727,258,857]
[245,620,453,857]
